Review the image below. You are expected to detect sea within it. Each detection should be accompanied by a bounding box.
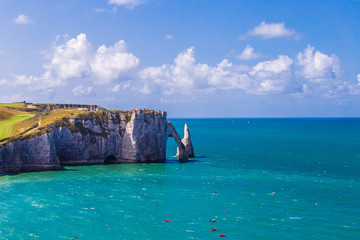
[0,118,359,239]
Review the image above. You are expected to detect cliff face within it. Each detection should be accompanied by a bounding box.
[0,110,189,173]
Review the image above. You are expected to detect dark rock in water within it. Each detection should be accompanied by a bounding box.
[0,109,191,173]
[177,123,195,158]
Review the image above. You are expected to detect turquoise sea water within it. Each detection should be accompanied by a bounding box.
[0,118,360,239]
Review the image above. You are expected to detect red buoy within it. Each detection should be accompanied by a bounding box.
[218,234,226,237]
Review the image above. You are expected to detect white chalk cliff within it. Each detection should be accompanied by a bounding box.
[0,109,193,173]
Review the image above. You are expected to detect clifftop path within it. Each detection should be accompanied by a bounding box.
[0,102,194,173]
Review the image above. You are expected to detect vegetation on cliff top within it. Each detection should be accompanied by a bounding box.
[0,102,162,145]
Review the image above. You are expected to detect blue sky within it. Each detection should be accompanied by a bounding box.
[0,0,359,117]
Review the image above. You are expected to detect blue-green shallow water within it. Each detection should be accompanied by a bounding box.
[1,118,360,239]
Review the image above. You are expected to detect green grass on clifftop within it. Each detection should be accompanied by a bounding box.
[0,113,35,139]
[0,102,161,145]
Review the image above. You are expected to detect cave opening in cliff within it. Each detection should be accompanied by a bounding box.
[104,155,117,164]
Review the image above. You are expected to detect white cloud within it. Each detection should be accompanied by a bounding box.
[140,47,213,94]
[297,45,340,82]
[251,55,293,74]
[249,55,298,94]
[13,71,64,90]
[0,79,8,85]
[165,34,174,40]
[111,84,122,93]
[139,47,359,97]
[45,33,92,80]
[91,40,139,84]
[236,45,262,60]
[108,0,143,9]
[14,14,32,24]
[240,21,296,39]
[72,85,93,96]
[140,47,297,95]
[3,32,359,99]
[94,8,105,13]
[110,82,130,92]
[6,33,139,91]
[294,45,360,97]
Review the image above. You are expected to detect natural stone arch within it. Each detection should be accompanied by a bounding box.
[167,122,188,161]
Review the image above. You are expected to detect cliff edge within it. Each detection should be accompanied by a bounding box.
[0,102,193,173]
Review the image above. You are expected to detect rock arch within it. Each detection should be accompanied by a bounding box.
[167,122,188,161]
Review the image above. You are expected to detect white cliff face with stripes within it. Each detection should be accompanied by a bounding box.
[0,109,192,173]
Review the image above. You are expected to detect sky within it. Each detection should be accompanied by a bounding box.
[0,0,359,117]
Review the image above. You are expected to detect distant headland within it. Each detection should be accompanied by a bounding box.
[0,102,194,173]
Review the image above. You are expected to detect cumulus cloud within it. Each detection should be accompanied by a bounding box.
[140,47,298,95]
[14,14,32,24]
[3,32,358,99]
[294,45,360,97]
[249,55,298,94]
[251,55,293,74]
[6,33,139,91]
[45,33,92,80]
[236,45,262,60]
[240,21,296,39]
[108,0,143,9]
[72,85,93,96]
[110,82,130,92]
[13,72,64,90]
[140,47,212,94]
[91,40,139,84]
[297,45,340,82]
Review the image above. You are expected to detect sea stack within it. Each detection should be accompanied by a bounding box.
[177,123,195,158]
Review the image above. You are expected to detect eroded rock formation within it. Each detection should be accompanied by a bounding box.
[0,110,190,173]
[177,123,195,158]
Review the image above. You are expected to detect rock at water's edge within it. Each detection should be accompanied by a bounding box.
[177,123,195,158]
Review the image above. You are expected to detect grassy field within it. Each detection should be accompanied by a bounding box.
[0,113,35,139]
[0,102,111,143]
[0,102,26,107]
[0,102,153,144]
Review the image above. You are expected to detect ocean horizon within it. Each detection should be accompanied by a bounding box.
[0,118,359,239]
